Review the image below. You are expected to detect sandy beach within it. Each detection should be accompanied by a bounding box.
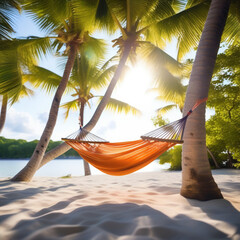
[0,169,240,240]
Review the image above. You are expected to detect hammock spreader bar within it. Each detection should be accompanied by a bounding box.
[61,98,207,176]
[62,127,109,143]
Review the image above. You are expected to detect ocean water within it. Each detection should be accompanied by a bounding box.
[0,159,170,178]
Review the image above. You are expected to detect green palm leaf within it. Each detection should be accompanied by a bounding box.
[222,5,240,45]
[0,37,52,61]
[97,97,141,116]
[24,65,66,94]
[151,0,210,60]
[23,0,78,33]
[0,0,21,39]
[156,104,179,115]
[9,84,34,105]
[76,0,116,33]
[61,99,79,119]
[139,42,182,74]
[80,36,107,66]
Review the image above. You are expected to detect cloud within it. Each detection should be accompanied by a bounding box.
[95,120,117,139]
[38,112,48,123]
[2,108,45,140]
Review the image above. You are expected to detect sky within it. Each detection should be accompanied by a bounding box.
[1,12,193,143]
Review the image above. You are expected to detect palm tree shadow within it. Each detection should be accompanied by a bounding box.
[187,199,240,235]
[10,203,230,240]
[0,180,75,207]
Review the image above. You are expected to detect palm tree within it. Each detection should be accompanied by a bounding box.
[13,0,189,181]
[61,57,139,176]
[150,0,240,200]
[12,0,106,181]
[79,0,188,131]
[0,37,51,134]
[153,70,220,169]
[0,0,22,40]
[0,0,23,132]
[180,0,232,200]
[27,54,140,175]
[39,0,210,178]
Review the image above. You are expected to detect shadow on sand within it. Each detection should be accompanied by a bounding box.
[7,202,239,240]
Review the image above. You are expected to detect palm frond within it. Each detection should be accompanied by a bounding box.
[101,54,120,71]
[61,99,79,119]
[222,5,240,45]
[9,84,34,105]
[0,0,21,39]
[139,42,182,75]
[23,0,73,33]
[150,0,210,60]
[152,68,186,100]
[93,65,118,90]
[80,35,107,66]
[171,0,186,12]
[74,0,117,33]
[0,49,22,97]
[156,104,178,115]
[97,97,141,116]
[24,65,67,94]
[0,37,52,63]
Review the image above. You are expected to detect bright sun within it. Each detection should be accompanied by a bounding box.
[113,62,157,113]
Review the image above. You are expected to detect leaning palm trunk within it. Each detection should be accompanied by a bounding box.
[80,100,91,176]
[0,95,8,134]
[12,45,78,182]
[181,0,231,200]
[39,142,71,168]
[38,46,132,170]
[84,46,131,131]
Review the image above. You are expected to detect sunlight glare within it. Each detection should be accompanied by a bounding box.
[113,62,157,114]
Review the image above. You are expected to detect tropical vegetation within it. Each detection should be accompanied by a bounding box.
[206,43,240,169]
[0,137,79,159]
[11,0,107,181]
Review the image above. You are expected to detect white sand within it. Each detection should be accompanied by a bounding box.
[0,169,239,240]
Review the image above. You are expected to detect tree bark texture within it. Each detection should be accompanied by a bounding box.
[0,95,8,134]
[181,0,231,200]
[11,44,78,182]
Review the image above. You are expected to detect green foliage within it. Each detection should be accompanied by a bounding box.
[207,43,240,168]
[159,145,182,170]
[152,115,169,127]
[0,137,80,159]
[0,0,21,39]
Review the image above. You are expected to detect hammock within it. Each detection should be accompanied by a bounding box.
[62,98,207,176]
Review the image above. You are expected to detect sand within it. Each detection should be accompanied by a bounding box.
[0,169,239,240]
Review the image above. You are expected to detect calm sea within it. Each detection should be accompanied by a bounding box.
[0,159,170,178]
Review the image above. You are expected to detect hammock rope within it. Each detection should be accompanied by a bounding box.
[62,98,207,176]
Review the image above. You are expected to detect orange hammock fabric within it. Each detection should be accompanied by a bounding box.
[63,98,207,176]
[65,139,176,176]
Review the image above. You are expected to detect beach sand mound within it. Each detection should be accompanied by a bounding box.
[0,170,240,239]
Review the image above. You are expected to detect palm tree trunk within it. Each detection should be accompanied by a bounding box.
[38,45,132,171]
[0,95,8,134]
[11,44,78,182]
[181,0,231,200]
[80,100,91,176]
[39,142,71,168]
[84,45,131,131]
